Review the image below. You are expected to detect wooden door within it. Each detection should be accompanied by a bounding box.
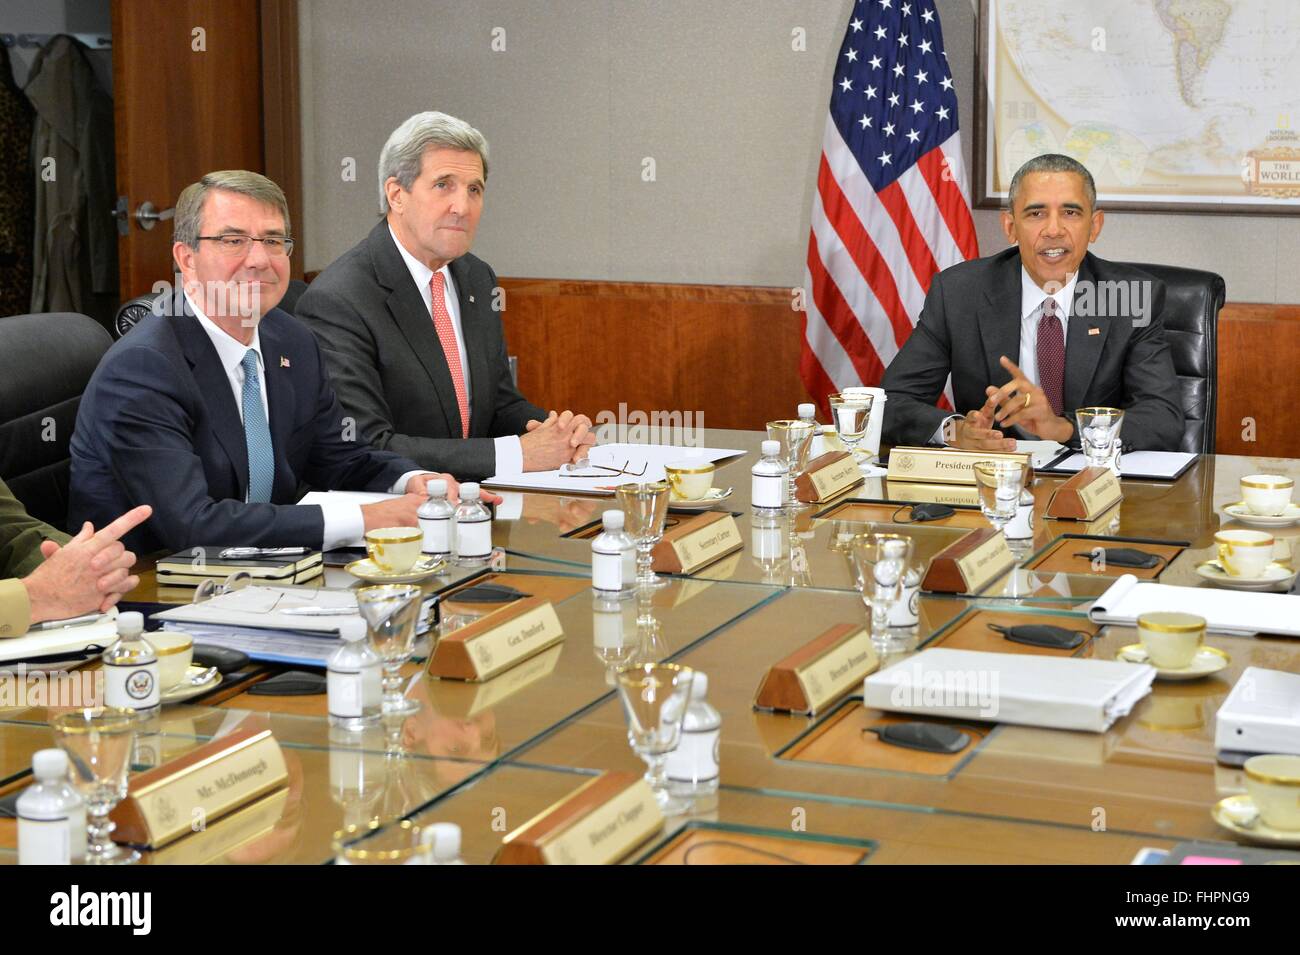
[111,0,265,300]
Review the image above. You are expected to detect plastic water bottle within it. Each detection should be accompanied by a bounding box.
[327,619,382,730]
[591,509,636,595]
[429,823,465,864]
[418,479,455,556]
[17,749,86,865]
[799,402,824,459]
[751,440,787,511]
[453,483,493,564]
[666,672,720,813]
[102,611,160,716]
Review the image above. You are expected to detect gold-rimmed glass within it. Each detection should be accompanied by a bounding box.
[615,662,695,814]
[332,819,431,865]
[828,393,874,462]
[1075,407,1125,473]
[51,707,139,865]
[973,460,1029,532]
[357,584,423,716]
[850,533,915,649]
[616,482,671,589]
[766,420,816,510]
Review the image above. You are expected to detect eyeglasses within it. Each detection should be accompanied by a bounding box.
[557,459,648,478]
[197,234,295,257]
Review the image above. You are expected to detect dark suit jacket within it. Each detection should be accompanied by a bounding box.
[881,247,1184,451]
[295,221,545,482]
[68,305,419,554]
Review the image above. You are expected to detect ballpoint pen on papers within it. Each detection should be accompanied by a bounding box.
[29,612,110,631]
[281,607,359,616]
[218,547,311,559]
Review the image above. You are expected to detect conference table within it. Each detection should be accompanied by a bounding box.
[2,428,1297,864]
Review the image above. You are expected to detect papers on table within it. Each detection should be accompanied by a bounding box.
[482,442,746,495]
[0,617,121,664]
[1012,440,1068,470]
[1040,450,1197,481]
[864,647,1155,733]
[1088,574,1300,637]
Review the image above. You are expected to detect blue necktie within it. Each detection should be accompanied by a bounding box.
[240,350,275,503]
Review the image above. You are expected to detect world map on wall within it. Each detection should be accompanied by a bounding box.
[986,0,1300,206]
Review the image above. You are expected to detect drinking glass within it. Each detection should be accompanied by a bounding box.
[828,393,874,463]
[52,707,139,865]
[1075,407,1125,473]
[357,584,423,716]
[332,819,431,865]
[615,662,695,814]
[850,533,915,649]
[972,461,1029,532]
[616,482,671,589]
[766,419,816,510]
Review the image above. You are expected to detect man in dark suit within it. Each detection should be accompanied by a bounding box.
[297,111,595,482]
[882,154,1183,452]
[69,171,463,554]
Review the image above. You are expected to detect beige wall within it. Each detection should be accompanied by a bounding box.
[300,0,1297,303]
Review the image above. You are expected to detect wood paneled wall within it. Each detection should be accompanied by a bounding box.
[499,278,1300,459]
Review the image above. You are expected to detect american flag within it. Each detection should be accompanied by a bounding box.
[801,0,979,414]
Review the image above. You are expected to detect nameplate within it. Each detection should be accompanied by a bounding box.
[1046,467,1123,520]
[754,623,878,715]
[794,451,864,503]
[147,788,289,865]
[886,447,1032,486]
[427,596,564,682]
[110,723,288,848]
[921,526,1017,594]
[883,480,981,507]
[652,511,743,575]
[495,771,663,865]
[427,643,563,720]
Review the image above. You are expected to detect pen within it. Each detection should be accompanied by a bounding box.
[219,547,310,559]
[282,607,358,616]
[29,612,109,632]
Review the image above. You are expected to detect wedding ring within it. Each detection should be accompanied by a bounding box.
[1023,393,1032,409]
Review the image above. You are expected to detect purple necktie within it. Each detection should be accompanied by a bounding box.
[1036,297,1065,416]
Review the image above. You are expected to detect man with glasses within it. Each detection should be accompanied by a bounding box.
[68,170,477,554]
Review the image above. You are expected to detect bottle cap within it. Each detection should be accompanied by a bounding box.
[761,440,780,456]
[429,478,448,497]
[692,671,709,698]
[338,618,368,642]
[32,748,68,782]
[601,509,625,531]
[460,483,480,501]
[798,403,816,419]
[430,822,461,861]
[116,611,144,637]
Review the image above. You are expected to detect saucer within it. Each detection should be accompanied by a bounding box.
[668,487,733,511]
[345,554,449,584]
[1212,795,1300,847]
[1116,644,1230,681]
[161,665,223,704]
[1195,559,1296,592]
[1223,501,1300,528]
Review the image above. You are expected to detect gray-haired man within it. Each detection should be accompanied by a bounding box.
[297,111,595,482]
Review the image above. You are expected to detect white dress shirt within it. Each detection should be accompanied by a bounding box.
[389,225,524,474]
[186,291,421,550]
[931,267,1078,445]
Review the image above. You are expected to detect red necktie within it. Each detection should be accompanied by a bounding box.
[1036,297,1065,417]
[430,272,470,438]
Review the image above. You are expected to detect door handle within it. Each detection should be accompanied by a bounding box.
[133,201,175,231]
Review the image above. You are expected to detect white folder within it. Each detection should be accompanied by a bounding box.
[863,647,1156,733]
[1088,574,1300,637]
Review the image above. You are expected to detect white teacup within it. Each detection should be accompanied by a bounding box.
[1244,754,1300,830]
[1241,474,1294,517]
[365,527,424,573]
[1214,529,1275,578]
[1136,611,1205,669]
[148,630,194,688]
[664,460,715,500]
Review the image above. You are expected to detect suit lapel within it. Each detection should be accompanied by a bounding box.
[1064,255,1109,412]
[450,256,490,437]
[975,253,1022,387]
[173,308,250,498]
[371,223,461,438]
[258,312,299,499]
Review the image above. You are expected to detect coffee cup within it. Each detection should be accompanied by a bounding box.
[1214,529,1275,578]
[1136,611,1205,669]
[1240,474,1294,516]
[664,460,715,500]
[365,527,424,573]
[149,630,194,688]
[1244,754,1300,830]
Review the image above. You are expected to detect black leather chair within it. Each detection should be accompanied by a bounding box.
[112,278,311,339]
[1125,262,1224,454]
[0,312,114,527]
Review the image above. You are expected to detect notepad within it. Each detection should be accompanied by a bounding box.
[1088,574,1300,637]
[155,547,324,587]
[0,618,121,664]
[1041,450,1197,481]
[482,443,746,495]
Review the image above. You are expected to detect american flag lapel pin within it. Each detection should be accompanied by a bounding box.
[280,356,291,367]
[469,295,475,303]
[1088,327,1100,336]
